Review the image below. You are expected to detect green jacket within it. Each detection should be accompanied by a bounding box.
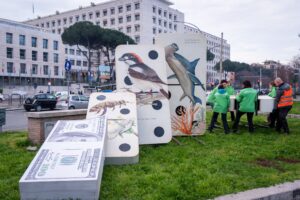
[268,86,276,98]
[207,87,218,103]
[211,89,230,114]
[225,86,235,96]
[236,88,258,112]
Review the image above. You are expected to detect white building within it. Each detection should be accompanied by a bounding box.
[25,0,184,82]
[0,18,65,88]
[184,25,231,83]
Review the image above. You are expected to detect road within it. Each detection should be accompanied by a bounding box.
[2,109,28,132]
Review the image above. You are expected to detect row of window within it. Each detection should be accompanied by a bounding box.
[67,59,88,67]
[152,6,177,21]
[6,48,59,63]
[38,3,141,28]
[5,62,60,76]
[5,32,59,50]
[152,18,177,30]
[99,14,140,27]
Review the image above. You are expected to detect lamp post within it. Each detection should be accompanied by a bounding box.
[173,20,202,33]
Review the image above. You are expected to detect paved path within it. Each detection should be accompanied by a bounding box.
[2,110,27,132]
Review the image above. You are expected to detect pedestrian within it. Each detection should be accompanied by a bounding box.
[274,77,293,134]
[208,84,230,134]
[225,80,236,121]
[232,80,258,133]
[207,80,228,108]
[267,81,277,128]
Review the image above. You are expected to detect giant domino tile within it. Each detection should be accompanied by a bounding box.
[19,116,107,200]
[156,33,207,136]
[86,92,139,165]
[115,45,172,145]
[229,95,275,113]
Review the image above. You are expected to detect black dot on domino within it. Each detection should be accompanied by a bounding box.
[168,91,172,99]
[124,76,133,85]
[152,100,162,110]
[119,143,131,152]
[175,106,186,116]
[148,50,158,60]
[154,127,164,137]
[96,95,106,101]
[120,108,130,115]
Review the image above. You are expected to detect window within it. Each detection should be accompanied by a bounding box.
[19,35,25,45]
[80,95,89,101]
[63,18,67,25]
[158,19,162,26]
[118,6,123,13]
[76,60,81,66]
[103,9,107,16]
[89,13,93,19]
[135,35,140,43]
[6,48,13,58]
[52,29,55,33]
[159,29,162,33]
[70,59,75,65]
[58,29,61,34]
[6,33,13,44]
[158,9,162,15]
[69,49,75,55]
[53,40,58,50]
[83,61,88,67]
[119,17,123,24]
[110,8,115,15]
[54,66,59,76]
[82,14,86,20]
[111,18,115,25]
[135,3,140,10]
[153,6,156,13]
[20,49,26,59]
[20,63,26,74]
[76,16,79,22]
[174,15,177,21]
[43,52,48,62]
[57,19,61,26]
[135,14,140,21]
[31,37,37,47]
[153,17,156,24]
[127,15,131,22]
[52,21,55,27]
[43,65,49,75]
[169,13,172,19]
[174,24,177,31]
[76,50,81,56]
[126,4,131,12]
[43,39,48,49]
[96,11,100,17]
[135,25,140,32]
[118,27,123,32]
[169,23,172,29]
[127,26,132,33]
[164,11,167,17]
[54,53,59,63]
[153,28,156,34]
[7,62,13,73]
[32,51,37,61]
[32,64,38,75]
[72,96,80,101]
[65,48,68,54]
[69,17,73,23]
[103,20,108,26]
[164,21,167,27]
[46,22,50,27]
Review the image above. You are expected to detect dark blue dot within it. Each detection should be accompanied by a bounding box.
[124,76,133,85]
[152,100,162,110]
[175,106,186,116]
[120,108,130,115]
[154,127,165,137]
[119,143,131,152]
[149,50,158,60]
[96,95,106,101]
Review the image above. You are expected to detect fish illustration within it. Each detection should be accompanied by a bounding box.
[165,43,205,104]
[89,100,127,115]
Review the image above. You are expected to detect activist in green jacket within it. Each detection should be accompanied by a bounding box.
[236,87,258,113]
[268,82,276,98]
[212,88,230,113]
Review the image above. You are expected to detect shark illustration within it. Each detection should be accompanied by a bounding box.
[165,43,205,105]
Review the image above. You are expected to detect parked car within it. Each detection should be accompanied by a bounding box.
[24,94,57,112]
[57,95,89,110]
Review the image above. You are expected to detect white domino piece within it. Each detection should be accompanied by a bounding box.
[19,117,107,200]
[115,45,172,144]
[156,33,207,136]
[258,95,275,113]
[86,92,139,164]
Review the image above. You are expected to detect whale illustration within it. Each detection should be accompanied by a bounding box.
[165,43,205,105]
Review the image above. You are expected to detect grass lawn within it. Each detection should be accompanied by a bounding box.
[1,114,300,200]
[291,101,300,114]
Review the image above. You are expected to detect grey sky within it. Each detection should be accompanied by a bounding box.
[1,0,299,64]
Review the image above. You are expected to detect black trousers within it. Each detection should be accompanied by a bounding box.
[268,109,278,128]
[230,111,235,121]
[276,106,292,133]
[209,112,230,133]
[232,111,254,132]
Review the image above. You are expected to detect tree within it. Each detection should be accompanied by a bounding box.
[61,21,103,83]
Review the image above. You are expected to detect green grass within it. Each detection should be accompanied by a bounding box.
[291,101,300,114]
[1,115,300,200]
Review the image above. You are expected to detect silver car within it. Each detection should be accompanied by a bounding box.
[67,95,89,109]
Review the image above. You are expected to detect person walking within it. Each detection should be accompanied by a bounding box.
[226,80,236,121]
[267,81,277,128]
[208,85,230,134]
[274,78,293,134]
[232,80,258,133]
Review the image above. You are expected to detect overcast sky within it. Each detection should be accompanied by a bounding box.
[1,0,299,64]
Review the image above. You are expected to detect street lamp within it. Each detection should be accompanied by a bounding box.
[173,20,202,33]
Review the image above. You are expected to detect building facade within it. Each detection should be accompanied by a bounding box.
[184,25,231,84]
[25,0,184,83]
[0,18,65,88]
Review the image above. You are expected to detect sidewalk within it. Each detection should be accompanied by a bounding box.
[0,101,24,111]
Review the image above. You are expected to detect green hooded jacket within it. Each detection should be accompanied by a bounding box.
[207,86,218,103]
[211,89,230,114]
[225,85,235,96]
[236,88,258,112]
[268,86,276,98]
